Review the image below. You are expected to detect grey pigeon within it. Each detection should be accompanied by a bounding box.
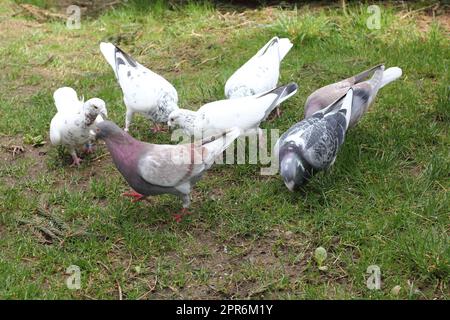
[304,64,402,128]
[92,120,240,221]
[276,88,354,191]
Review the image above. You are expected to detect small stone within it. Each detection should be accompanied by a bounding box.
[391,285,401,295]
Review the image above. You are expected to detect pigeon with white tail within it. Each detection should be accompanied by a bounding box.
[225,36,293,117]
[50,87,107,166]
[304,64,402,128]
[100,42,179,132]
[168,82,298,138]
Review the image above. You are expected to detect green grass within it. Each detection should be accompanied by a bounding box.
[0,0,449,299]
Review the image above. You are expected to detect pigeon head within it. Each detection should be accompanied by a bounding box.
[93,120,124,140]
[84,98,108,124]
[279,145,311,192]
[167,109,197,134]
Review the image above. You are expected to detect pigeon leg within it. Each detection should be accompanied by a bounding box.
[172,196,192,222]
[172,208,192,223]
[122,190,145,202]
[276,106,282,118]
[70,150,82,167]
[151,123,168,133]
[268,107,282,121]
[124,110,134,132]
[82,142,96,154]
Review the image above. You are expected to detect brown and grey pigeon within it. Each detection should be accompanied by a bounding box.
[304,64,402,128]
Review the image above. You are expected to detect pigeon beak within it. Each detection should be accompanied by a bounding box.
[167,121,174,131]
[284,179,296,192]
[89,129,96,139]
[95,114,105,125]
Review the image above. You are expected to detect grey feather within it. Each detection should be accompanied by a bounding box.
[304,64,385,128]
[95,121,239,209]
[279,89,353,191]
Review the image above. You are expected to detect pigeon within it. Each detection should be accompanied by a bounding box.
[100,42,179,132]
[304,64,402,128]
[277,88,354,191]
[168,82,298,138]
[91,120,240,222]
[225,36,293,99]
[50,87,107,166]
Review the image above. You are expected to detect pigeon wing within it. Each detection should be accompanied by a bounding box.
[53,87,82,112]
[137,129,239,188]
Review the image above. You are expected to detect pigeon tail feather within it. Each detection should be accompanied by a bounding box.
[380,67,402,89]
[341,88,354,129]
[257,37,279,57]
[99,42,118,75]
[367,65,385,92]
[201,128,240,164]
[277,38,293,61]
[353,63,384,84]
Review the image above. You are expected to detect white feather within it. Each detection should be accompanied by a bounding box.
[225,37,293,99]
[99,42,179,130]
[170,84,297,137]
[50,87,107,152]
[341,88,354,129]
[380,67,402,89]
[53,87,82,112]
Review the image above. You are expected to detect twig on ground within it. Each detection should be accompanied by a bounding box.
[400,3,440,20]
[92,153,109,161]
[196,55,221,66]
[19,4,66,22]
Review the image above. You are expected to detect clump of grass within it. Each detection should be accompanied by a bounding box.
[397,227,449,282]
[271,8,339,44]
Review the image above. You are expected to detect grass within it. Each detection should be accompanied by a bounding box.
[0,0,449,299]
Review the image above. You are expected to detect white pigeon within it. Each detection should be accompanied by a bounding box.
[99,42,179,132]
[50,87,107,166]
[168,82,298,138]
[225,37,293,99]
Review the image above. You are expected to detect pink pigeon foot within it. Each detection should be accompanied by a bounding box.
[172,208,192,223]
[276,106,282,118]
[268,107,282,122]
[151,124,168,133]
[70,155,82,167]
[82,143,96,154]
[122,190,145,203]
